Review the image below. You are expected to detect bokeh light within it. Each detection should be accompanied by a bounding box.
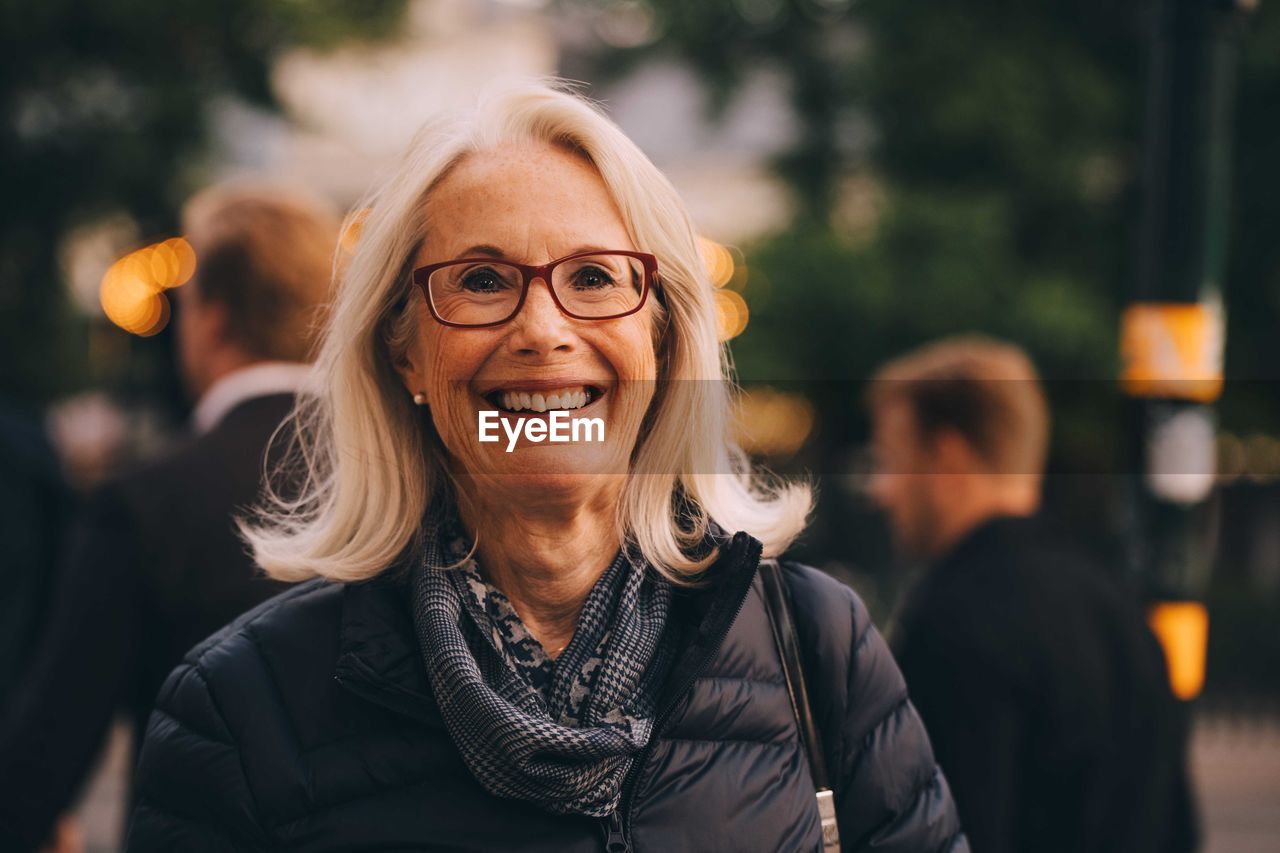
[733,386,816,457]
[1147,602,1209,701]
[700,236,751,341]
[1244,433,1280,484]
[98,237,195,337]
[714,288,749,341]
[161,237,197,288]
[340,207,371,255]
[1214,431,1280,484]
[1217,433,1246,481]
[698,236,736,288]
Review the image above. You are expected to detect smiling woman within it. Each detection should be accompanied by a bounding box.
[125,81,967,853]
[394,143,664,488]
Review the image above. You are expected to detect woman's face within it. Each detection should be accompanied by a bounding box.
[397,142,659,493]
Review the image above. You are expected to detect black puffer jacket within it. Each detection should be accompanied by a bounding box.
[127,533,966,852]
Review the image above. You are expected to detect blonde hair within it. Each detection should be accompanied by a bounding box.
[868,335,1050,476]
[243,80,811,584]
[182,182,340,362]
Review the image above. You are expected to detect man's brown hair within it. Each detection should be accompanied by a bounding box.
[181,182,340,362]
[867,336,1050,475]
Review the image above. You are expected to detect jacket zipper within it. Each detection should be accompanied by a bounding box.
[603,811,628,852]
[600,541,761,852]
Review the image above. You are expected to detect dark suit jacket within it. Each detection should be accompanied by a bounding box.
[0,393,295,850]
[0,405,74,699]
[891,515,1198,853]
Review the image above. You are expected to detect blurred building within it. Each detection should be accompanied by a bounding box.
[209,0,797,245]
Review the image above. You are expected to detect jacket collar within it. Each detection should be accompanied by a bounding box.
[191,361,310,435]
[934,512,1041,578]
[334,566,443,726]
[333,531,763,728]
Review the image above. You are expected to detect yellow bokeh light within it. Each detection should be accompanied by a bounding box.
[164,237,197,287]
[136,292,171,336]
[698,236,736,289]
[104,283,145,333]
[341,208,371,255]
[148,242,178,287]
[714,288,749,341]
[1147,601,1208,701]
[121,250,155,291]
[129,293,163,336]
[100,238,188,337]
[733,387,816,458]
[100,258,149,328]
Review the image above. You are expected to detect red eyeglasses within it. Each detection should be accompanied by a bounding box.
[412,250,658,328]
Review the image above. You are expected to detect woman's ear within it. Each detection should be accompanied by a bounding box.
[394,338,429,401]
[385,293,429,401]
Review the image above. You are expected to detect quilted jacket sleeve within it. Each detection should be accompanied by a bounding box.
[125,661,271,852]
[834,593,968,853]
[779,562,966,853]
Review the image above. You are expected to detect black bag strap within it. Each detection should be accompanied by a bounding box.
[759,559,840,850]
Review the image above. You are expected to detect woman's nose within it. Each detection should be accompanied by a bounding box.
[506,277,575,356]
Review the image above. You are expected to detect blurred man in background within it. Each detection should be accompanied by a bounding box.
[867,336,1197,853]
[0,403,73,701]
[0,182,340,851]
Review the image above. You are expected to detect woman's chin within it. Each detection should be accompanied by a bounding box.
[459,443,630,488]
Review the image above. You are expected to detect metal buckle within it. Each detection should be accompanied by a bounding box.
[817,788,840,851]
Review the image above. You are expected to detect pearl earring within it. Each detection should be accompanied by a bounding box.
[412,392,428,406]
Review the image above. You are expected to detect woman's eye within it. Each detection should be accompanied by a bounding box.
[572,266,619,289]
[460,268,512,292]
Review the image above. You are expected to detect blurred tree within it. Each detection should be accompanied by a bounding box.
[575,0,1279,424]
[569,0,1148,570]
[0,0,407,404]
[582,0,1140,407]
[1221,6,1280,421]
[572,1,1280,646]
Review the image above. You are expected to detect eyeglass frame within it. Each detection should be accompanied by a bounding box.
[411,249,660,329]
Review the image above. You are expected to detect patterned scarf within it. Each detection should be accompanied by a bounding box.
[410,503,675,817]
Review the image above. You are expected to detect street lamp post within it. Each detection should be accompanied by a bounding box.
[1123,0,1255,702]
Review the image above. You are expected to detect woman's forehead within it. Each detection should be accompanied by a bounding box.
[420,143,633,261]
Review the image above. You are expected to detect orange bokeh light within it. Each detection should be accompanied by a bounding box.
[341,208,371,255]
[698,236,736,288]
[733,387,816,457]
[99,236,194,336]
[1147,601,1208,701]
[714,288,749,341]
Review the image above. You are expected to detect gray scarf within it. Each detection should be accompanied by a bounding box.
[410,503,674,817]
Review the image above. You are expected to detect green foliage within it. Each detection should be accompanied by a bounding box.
[0,0,407,403]
[735,187,1118,470]
[584,3,1280,639]
[593,0,1279,439]
[1220,6,1280,428]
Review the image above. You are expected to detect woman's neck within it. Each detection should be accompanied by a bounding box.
[455,480,623,658]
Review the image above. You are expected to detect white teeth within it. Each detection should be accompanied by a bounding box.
[493,386,594,413]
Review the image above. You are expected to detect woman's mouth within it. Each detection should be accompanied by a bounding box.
[484,385,605,414]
